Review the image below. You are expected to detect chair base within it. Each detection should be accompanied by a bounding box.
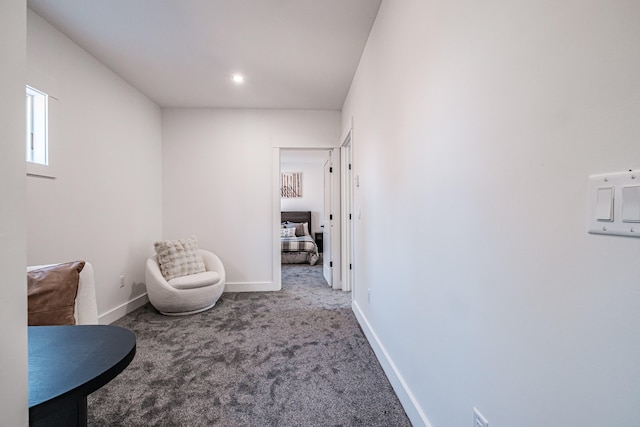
[157,301,218,316]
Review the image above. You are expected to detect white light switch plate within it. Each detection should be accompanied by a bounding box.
[588,170,640,237]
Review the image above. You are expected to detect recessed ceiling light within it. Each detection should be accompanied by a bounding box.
[232,74,245,84]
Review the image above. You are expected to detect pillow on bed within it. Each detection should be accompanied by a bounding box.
[280,228,296,238]
[285,222,310,237]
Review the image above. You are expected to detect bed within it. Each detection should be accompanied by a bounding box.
[280,211,320,265]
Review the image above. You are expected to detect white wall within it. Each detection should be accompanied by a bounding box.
[0,1,28,425]
[281,149,330,235]
[162,109,339,290]
[26,10,163,323]
[343,1,640,426]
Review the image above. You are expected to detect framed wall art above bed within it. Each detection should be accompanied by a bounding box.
[281,172,302,198]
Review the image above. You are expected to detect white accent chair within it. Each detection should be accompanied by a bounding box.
[27,262,100,325]
[145,249,226,316]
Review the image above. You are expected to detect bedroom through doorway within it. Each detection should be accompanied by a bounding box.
[279,148,337,289]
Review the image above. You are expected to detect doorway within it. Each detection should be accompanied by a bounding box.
[276,147,341,290]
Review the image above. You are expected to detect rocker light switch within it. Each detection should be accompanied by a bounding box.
[588,171,640,237]
[622,186,640,222]
[595,187,614,221]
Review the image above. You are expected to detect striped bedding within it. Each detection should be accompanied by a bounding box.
[281,235,319,265]
[281,235,318,253]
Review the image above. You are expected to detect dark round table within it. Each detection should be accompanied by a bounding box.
[28,325,136,427]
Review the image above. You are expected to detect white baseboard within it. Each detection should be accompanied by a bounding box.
[99,282,279,324]
[352,300,433,427]
[224,281,280,292]
[99,293,149,325]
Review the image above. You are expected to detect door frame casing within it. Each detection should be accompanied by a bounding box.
[340,129,354,293]
[272,148,282,290]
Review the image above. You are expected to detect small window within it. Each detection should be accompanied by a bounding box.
[26,86,48,165]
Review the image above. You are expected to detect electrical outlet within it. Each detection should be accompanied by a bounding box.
[119,275,125,288]
[473,408,488,427]
[367,288,371,303]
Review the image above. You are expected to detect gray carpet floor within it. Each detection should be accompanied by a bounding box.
[88,263,411,426]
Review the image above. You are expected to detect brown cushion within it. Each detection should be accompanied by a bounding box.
[28,261,85,326]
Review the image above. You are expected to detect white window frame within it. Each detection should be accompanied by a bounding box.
[26,86,48,164]
[25,85,56,178]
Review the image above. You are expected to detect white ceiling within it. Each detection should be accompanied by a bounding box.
[27,0,382,110]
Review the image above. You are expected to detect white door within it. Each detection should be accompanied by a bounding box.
[323,157,332,286]
[341,133,353,292]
